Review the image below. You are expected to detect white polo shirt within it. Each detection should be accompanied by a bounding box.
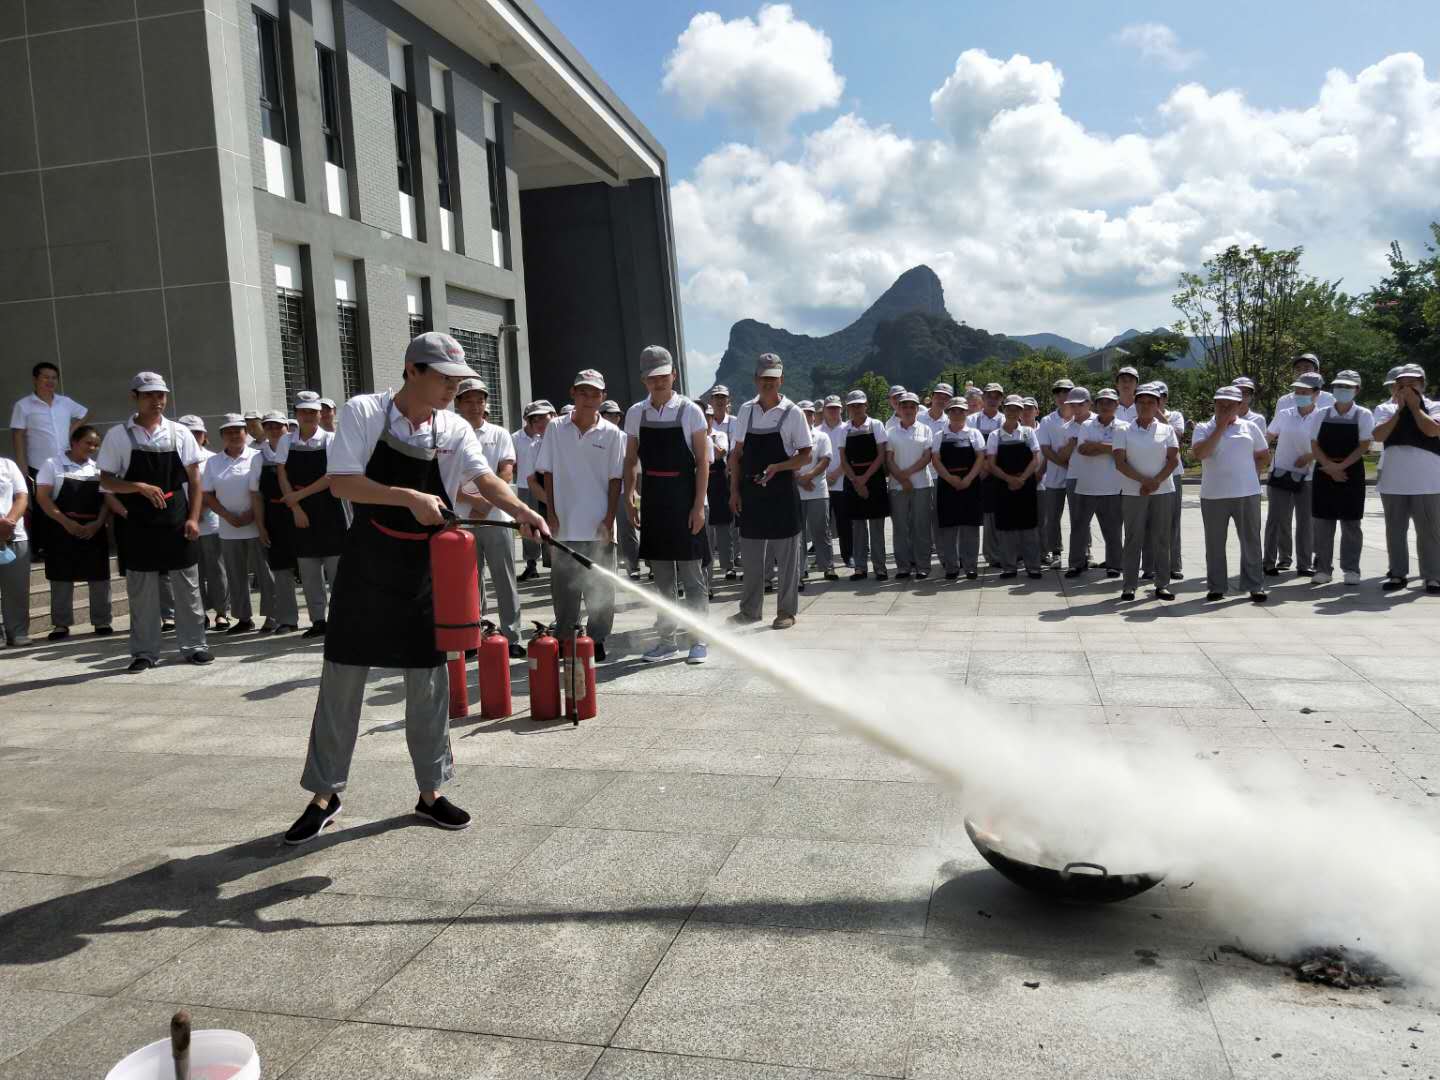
[97,417,203,476]
[733,396,813,456]
[624,393,708,463]
[35,454,101,496]
[818,420,847,491]
[192,447,220,535]
[1113,417,1179,496]
[887,418,935,490]
[0,457,30,544]
[1035,410,1071,489]
[800,428,832,502]
[1375,400,1440,496]
[966,410,1003,437]
[326,392,490,508]
[9,393,88,470]
[1267,408,1320,479]
[1070,416,1123,496]
[269,428,333,463]
[984,425,1040,460]
[1166,410,1186,437]
[462,420,516,522]
[201,446,263,540]
[1193,416,1268,499]
[835,416,888,461]
[533,414,627,542]
[511,426,545,490]
[1115,401,1138,424]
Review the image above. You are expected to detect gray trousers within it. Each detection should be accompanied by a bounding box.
[982,513,1000,565]
[1064,479,1089,564]
[890,487,932,573]
[617,509,641,573]
[1263,480,1313,570]
[652,559,707,646]
[741,533,800,620]
[1122,492,1174,591]
[51,579,113,630]
[221,537,296,624]
[1312,517,1363,576]
[851,517,887,574]
[799,498,833,573]
[0,540,31,643]
[196,533,228,616]
[708,519,736,573]
[1382,492,1440,582]
[300,659,452,794]
[551,538,617,644]
[1201,495,1265,595]
[517,488,549,566]
[1039,486,1067,556]
[297,554,340,625]
[127,565,206,660]
[937,525,980,574]
[996,528,1041,572]
[1070,493,1122,568]
[474,527,520,642]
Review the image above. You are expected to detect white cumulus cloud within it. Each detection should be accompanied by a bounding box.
[662,4,844,143]
[1116,23,1203,71]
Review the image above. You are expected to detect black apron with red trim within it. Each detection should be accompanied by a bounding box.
[1312,407,1366,522]
[115,421,197,573]
[843,423,890,521]
[936,433,984,528]
[993,436,1039,531]
[259,448,297,571]
[324,410,450,669]
[44,467,110,583]
[739,403,802,540]
[706,428,733,527]
[972,414,1005,515]
[284,440,348,558]
[638,410,709,562]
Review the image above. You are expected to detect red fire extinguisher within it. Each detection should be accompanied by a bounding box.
[478,620,513,720]
[561,624,597,724]
[527,622,561,722]
[430,525,480,720]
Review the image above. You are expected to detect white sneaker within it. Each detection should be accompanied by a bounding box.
[1311,571,1332,585]
[642,643,679,663]
[686,643,708,664]
[1343,571,1361,586]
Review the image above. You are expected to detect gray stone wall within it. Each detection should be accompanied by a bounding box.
[451,73,494,266]
[340,1,402,234]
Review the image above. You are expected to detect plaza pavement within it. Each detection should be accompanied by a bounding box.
[1,491,1438,1078]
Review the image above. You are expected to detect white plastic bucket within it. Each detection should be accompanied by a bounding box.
[105,1029,259,1080]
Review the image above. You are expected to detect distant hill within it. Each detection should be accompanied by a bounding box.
[1102,327,1208,369]
[1006,332,1093,358]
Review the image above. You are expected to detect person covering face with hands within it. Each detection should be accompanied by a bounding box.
[1308,370,1373,585]
[839,390,891,579]
[1112,384,1180,600]
[886,392,934,579]
[1192,386,1271,602]
[985,395,1044,577]
[1371,365,1440,593]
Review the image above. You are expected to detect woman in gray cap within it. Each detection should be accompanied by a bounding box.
[1372,365,1440,593]
[32,424,113,639]
[1193,386,1271,602]
[512,401,554,580]
[1308,370,1373,585]
[277,392,350,638]
[838,389,890,580]
[602,399,641,575]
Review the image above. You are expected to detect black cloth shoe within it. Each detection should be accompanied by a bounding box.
[850,571,867,581]
[966,571,978,580]
[47,627,70,641]
[1105,567,1121,578]
[896,571,912,580]
[797,581,806,593]
[1264,565,1280,576]
[1382,576,1408,591]
[226,619,255,635]
[1295,567,1313,576]
[945,570,960,580]
[301,620,327,639]
[284,794,341,845]
[915,571,929,581]
[1156,589,1176,601]
[874,571,889,581]
[1205,591,1224,601]
[93,626,114,636]
[1249,592,1269,604]
[415,795,471,830]
[1171,571,1184,580]
[1000,570,1018,579]
[1064,566,1086,578]
[273,623,299,634]
[508,642,525,659]
[517,564,538,582]
[213,616,230,631]
[763,584,775,594]
[160,621,175,634]
[823,570,840,581]
[1027,571,1043,579]
[724,570,738,581]
[188,649,214,665]
[1141,571,1153,581]
[126,657,155,673]
[1427,582,1440,596]
[594,641,607,662]
[1121,590,1136,601]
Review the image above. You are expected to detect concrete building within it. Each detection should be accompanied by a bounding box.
[1,0,684,430]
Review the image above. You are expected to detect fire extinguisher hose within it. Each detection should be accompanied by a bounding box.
[441,511,597,570]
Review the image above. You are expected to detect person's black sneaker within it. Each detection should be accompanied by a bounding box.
[1156,588,1176,601]
[1027,571,1043,579]
[724,570,738,581]
[1249,591,1268,604]
[226,619,255,635]
[1171,571,1184,581]
[188,649,214,665]
[1427,582,1440,596]
[1105,567,1121,578]
[823,569,839,581]
[415,795,471,830]
[47,627,70,641]
[1141,571,1153,581]
[850,571,867,581]
[874,571,889,581]
[945,570,960,580]
[508,643,525,659]
[517,563,538,582]
[126,657,155,673]
[797,581,806,593]
[1121,590,1136,601]
[1205,591,1224,601]
[628,569,642,580]
[763,584,775,594]
[594,641,607,662]
[1264,565,1280,577]
[213,616,230,631]
[1000,570,1018,579]
[93,626,114,636]
[1382,576,1407,591]
[1064,567,1086,579]
[302,620,327,639]
[915,571,930,581]
[284,794,341,845]
[966,571,978,581]
[273,623,299,634]
[896,571,912,580]
[161,621,175,634]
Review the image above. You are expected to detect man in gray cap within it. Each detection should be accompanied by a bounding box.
[705,384,738,583]
[1193,386,1270,602]
[1112,384,1179,600]
[179,414,230,631]
[318,398,338,433]
[601,399,640,574]
[968,383,1005,566]
[818,394,852,567]
[1232,376,1266,429]
[512,400,554,579]
[839,389,891,578]
[1036,379,1074,566]
[1066,388,1123,578]
[284,332,549,846]
[97,372,212,670]
[1275,353,1334,415]
[623,345,711,662]
[886,391,934,578]
[1372,365,1440,593]
[1114,366,1140,423]
[273,392,348,637]
[1309,370,1373,585]
[1262,371,1323,576]
[795,400,838,587]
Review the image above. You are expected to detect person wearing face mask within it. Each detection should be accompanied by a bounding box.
[1112,384,1180,601]
[1275,353,1335,414]
[1308,371,1373,586]
[1066,389,1123,579]
[985,395,1044,578]
[1263,372,1323,577]
[1372,365,1440,593]
[933,398,987,579]
[1036,379,1074,568]
[1193,386,1271,602]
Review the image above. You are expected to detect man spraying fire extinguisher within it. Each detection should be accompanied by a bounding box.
[283,333,549,846]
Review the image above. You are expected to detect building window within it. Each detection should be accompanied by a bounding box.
[434,112,452,211]
[277,288,308,405]
[408,313,426,341]
[337,300,363,400]
[392,87,414,195]
[316,44,343,167]
[450,327,502,426]
[485,139,502,231]
[254,7,286,144]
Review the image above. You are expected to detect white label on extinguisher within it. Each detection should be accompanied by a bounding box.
[528,658,538,671]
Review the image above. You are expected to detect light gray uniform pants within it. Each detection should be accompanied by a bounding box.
[196,533,228,616]
[297,554,340,625]
[1201,495,1265,595]
[300,659,451,794]
[517,488,549,566]
[996,527,1041,572]
[652,559,707,646]
[799,498,833,573]
[50,579,112,630]
[127,565,206,661]
[617,510,641,573]
[708,519,736,574]
[851,517,887,575]
[1122,492,1174,591]
[221,537,295,624]
[0,540,31,643]
[474,527,520,642]
[1064,479,1091,564]
[1070,493,1122,569]
[1263,479,1313,570]
[1039,486,1067,557]
[937,525,980,574]
[1382,492,1440,582]
[550,538,616,644]
[1312,517,1363,576]
[741,533,800,620]
[982,512,1000,566]
[890,487,932,573]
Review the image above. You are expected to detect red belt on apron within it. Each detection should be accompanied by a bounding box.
[65,512,99,521]
[644,470,682,478]
[371,519,429,542]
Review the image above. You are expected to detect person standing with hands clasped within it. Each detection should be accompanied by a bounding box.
[1309,371,1373,586]
[985,395,1043,578]
[0,453,32,646]
[34,425,113,639]
[729,354,812,629]
[1112,384,1180,601]
[887,392,934,579]
[1193,386,1271,602]
[202,415,274,635]
[1263,371,1323,577]
[839,389,890,580]
[795,400,838,588]
[1067,389,1124,579]
[275,393,348,637]
[933,398,987,579]
[1372,365,1440,593]
[284,333,549,845]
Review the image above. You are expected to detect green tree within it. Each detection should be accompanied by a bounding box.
[1292,279,1401,398]
[853,371,893,420]
[1362,224,1440,369]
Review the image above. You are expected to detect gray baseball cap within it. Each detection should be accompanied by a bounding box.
[1384,366,1405,386]
[932,382,955,397]
[178,414,206,432]
[1136,383,1162,399]
[639,345,674,376]
[523,400,553,418]
[709,384,731,398]
[219,413,247,430]
[823,395,842,407]
[573,368,606,390]
[887,384,905,398]
[944,398,966,412]
[130,371,169,393]
[1214,386,1243,402]
[1153,380,1169,396]
[1331,370,1361,387]
[1002,394,1024,408]
[983,382,1004,394]
[601,399,621,414]
[898,391,919,405]
[1293,352,1320,368]
[845,390,867,406]
[797,399,815,411]
[1065,387,1092,404]
[965,386,983,399]
[1290,372,1324,390]
[1051,378,1075,392]
[243,410,261,421]
[261,410,288,425]
[318,397,336,409]
[756,353,783,378]
[1022,396,1038,408]
[405,332,478,378]
[456,378,488,398]
[294,390,322,410]
[1096,388,1120,402]
[1233,375,1256,391]
[1117,365,1140,378]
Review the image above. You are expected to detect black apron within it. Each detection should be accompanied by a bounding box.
[1385,400,1440,455]
[284,439,348,558]
[1312,407,1366,522]
[936,433,984,528]
[707,427,733,527]
[258,447,297,571]
[324,408,450,669]
[637,406,709,562]
[993,436,1039,531]
[843,422,890,520]
[973,415,1004,515]
[739,403,802,540]
[44,466,110,583]
[115,421,197,573]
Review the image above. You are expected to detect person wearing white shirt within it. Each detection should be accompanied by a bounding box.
[253,413,301,633]
[1149,382,1187,581]
[10,361,88,561]
[919,383,953,560]
[1113,385,1180,600]
[1066,389,1124,578]
[33,425,113,639]
[1263,373,1323,576]
[1309,371,1374,585]
[1233,376,1267,429]
[512,401,554,578]
[180,415,230,633]
[283,333,549,847]
[886,393,935,578]
[534,370,626,660]
[838,390,891,579]
[0,455,32,645]
[202,415,277,635]
[967,383,1005,566]
[728,355,812,629]
[601,399,639,576]
[1275,353,1335,414]
[1193,386,1272,601]
[1372,364,1440,593]
[795,401,837,587]
[1114,366,1140,423]
[985,396,1043,576]
[1036,380,1074,566]
[706,385,740,581]
[818,396,852,568]
[275,393,348,637]
[453,379,523,652]
[318,398,338,433]
[933,400,987,579]
[98,371,211,670]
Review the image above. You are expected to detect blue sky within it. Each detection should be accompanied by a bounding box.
[541,1,1440,386]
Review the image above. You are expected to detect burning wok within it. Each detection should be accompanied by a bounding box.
[964,818,1165,904]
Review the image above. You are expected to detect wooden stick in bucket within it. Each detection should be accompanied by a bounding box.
[170,1010,191,1080]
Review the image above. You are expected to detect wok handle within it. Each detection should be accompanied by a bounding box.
[1062,861,1109,878]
